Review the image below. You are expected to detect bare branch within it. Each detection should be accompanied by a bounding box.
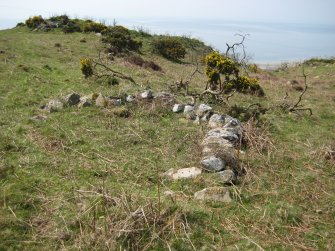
[288,67,309,112]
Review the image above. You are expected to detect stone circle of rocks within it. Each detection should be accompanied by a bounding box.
[35,90,245,203]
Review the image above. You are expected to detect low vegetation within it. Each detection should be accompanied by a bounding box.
[0,17,334,250]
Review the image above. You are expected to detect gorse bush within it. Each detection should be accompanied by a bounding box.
[102,26,142,55]
[226,76,265,96]
[152,37,186,61]
[82,21,108,33]
[205,51,239,81]
[205,51,264,96]
[80,58,93,78]
[25,16,45,29]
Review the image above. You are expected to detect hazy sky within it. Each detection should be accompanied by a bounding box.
[0,0,334,24]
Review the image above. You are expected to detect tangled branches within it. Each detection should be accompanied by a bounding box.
[279,67,312,116]
[80,50,136,84]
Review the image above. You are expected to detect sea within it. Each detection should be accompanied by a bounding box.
[1,17,334,66]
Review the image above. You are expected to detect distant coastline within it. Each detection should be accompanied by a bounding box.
[1,17,334,64]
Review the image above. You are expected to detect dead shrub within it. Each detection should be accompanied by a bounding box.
[314,143,335,162]
[243,119,274,157]
[71,189,193,250]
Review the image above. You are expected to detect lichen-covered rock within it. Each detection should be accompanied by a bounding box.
[202,144,240,172]
[95,94,107,107]
[163,167,202,180]
[217,170,236,185]
[207,128,240,145]
[208,114,225,128]
[48,99,64,112]
[173,104,184,113]
[194,187,232,203]
[196,103,212,117]
[201,156,225,172]
[183,105,194,114]
[65,93,80,106]
[201,136,233,148]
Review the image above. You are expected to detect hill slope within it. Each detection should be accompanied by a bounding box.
[0,25,334,250]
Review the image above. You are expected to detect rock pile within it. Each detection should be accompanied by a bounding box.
[170,102,245,203]
[40,90,173,114]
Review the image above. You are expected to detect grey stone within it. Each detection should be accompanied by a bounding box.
[224,115,242,128]
[48,99,64,112]
[201,111,213,122]
[217,170,236,185]
[208,114,225,128]
[126,95,135,102]
[140,90,153,99]
[173,104,184,113]
[65,93,80,106]
[183,105,194,114]
[201,156,225,172]
[163,167,202,180]
[95,94,107,107]
[194,187,232,203]
[196,104,212,117]
[201,136,233,148]
[202,144,240,172]
[207,128,240,144]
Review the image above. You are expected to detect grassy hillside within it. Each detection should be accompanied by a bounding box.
[0,24,334,250]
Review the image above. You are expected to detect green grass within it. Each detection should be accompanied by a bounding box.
[0,26,334,250]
